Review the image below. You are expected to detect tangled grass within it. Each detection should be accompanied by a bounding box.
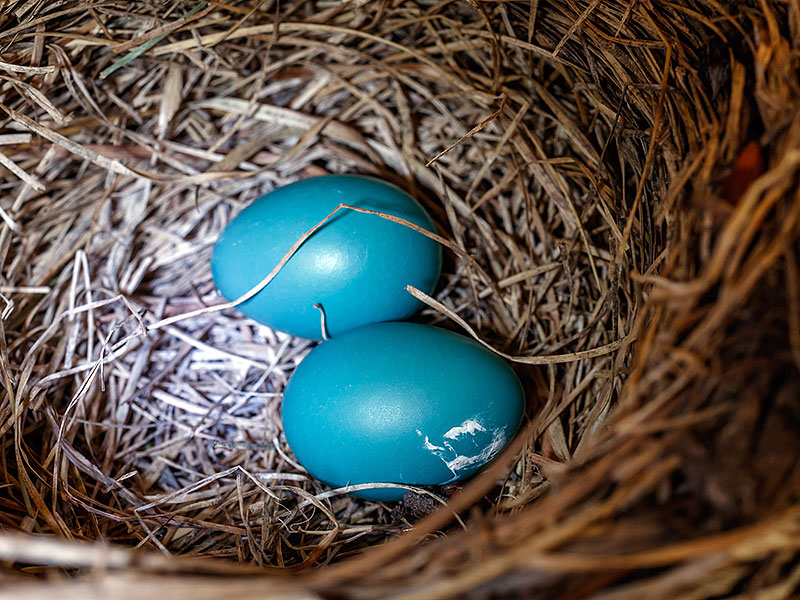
[0,0,798,598]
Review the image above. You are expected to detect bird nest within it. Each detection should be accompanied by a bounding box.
[0,1,798,598]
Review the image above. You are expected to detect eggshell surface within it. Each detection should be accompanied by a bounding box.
[210,175,441,339]
[281,322,525,500]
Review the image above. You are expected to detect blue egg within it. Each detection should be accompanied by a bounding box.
[211,175,441,339]
[281,322,525,500]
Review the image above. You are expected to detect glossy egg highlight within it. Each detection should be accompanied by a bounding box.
[281,322,525,500]
[211,175,441,339]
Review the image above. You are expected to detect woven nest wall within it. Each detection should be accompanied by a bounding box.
[0,0,799,598]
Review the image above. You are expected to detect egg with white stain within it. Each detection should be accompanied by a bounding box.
[281,321,525,500]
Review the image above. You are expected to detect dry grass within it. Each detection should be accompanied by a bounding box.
[0,0,798,598]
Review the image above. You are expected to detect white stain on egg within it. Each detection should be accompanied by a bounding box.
[442,429,507,474]
[417,430,445,452]
[443,418,486,439]
[417,419,507,482]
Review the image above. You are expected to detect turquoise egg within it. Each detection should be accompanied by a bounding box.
[281,322,525,500]
[211,175,441,339]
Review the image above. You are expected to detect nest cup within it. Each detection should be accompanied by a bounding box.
[0,1,798,598]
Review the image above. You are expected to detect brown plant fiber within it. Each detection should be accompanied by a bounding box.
[0,0,798,598]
